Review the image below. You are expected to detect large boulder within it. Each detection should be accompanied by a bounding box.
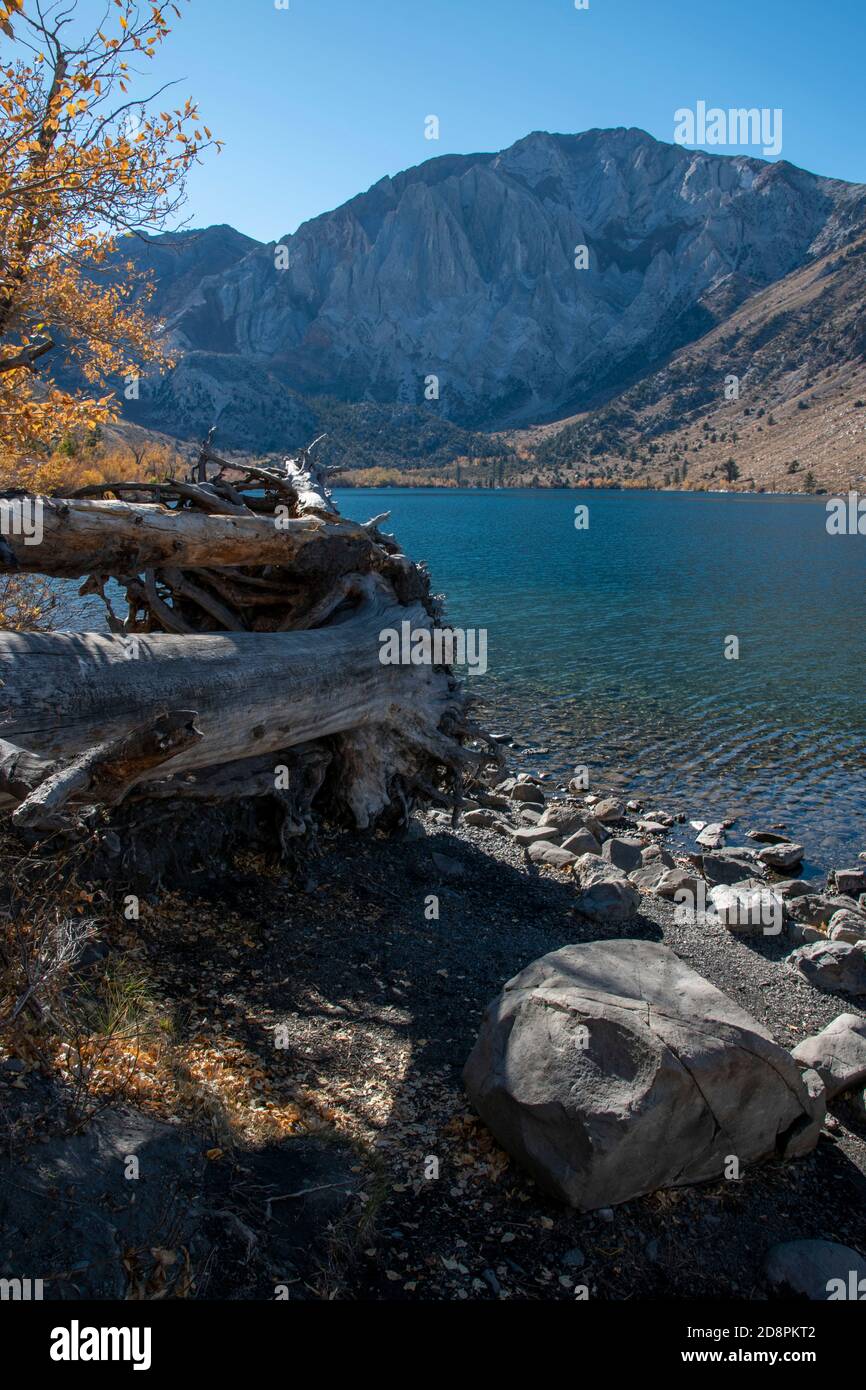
[463,940,825,1211]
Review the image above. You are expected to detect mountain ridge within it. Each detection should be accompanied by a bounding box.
[111,127,866,483]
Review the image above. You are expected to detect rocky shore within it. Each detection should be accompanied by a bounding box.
[1,755,864,1302]
[452,769,865,1264]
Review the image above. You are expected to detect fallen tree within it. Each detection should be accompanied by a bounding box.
[0,446,497,872]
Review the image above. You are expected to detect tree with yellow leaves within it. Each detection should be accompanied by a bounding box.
[0,0,219,474]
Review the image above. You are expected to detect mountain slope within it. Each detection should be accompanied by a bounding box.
[525,232,866,493]
[118,128,866,464]
[107,224,261,320]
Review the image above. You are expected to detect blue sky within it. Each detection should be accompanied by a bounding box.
[138,0,865,241]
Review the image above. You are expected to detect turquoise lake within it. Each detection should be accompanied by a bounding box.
[335,487,866,874]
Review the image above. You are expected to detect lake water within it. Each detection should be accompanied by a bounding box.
[336,488,866,875]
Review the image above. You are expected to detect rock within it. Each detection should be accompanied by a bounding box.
[592,796,625,825]
[463,808,497,828]
[696,823,726,848]
[787,922,826,946]
[773,879,812,900]
[562,1247,585,1269]
[690,820,707,832]
[561,827,602,857]
[629,863,669,892]
[637,820,669,835]
[626,800,642,812]
[709,884,784,936]
[701,853,764,887]
[519,807,542,824]
[786,894,852,928]
[786,940,866,996]
[510,783,545,804]
[765,1240,866,1301]
[643,811,673,826]
[641,843,674,868]
[528,842,577,869]
[747,829,792,845]
[463,940,824,1211]
[830,867,866,899]
[791,1014,866,1098]
[602,837,644,873]
[655,868,701,901]
[800,1065,826,1116]
[539,803,602,839]
[573,855,639,922]
[828,910,866,944]
[757,842,804,871]
[481,793,511,810]
[512,825,562,847]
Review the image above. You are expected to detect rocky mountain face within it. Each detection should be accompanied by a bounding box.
[119,224,260,321]
[121,128,866,456]
[528,230,866,495]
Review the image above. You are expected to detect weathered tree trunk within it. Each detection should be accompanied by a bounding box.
[0,446,495,856]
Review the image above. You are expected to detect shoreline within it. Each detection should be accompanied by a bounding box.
[331,480,832,497]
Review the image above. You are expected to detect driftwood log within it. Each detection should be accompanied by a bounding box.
[0,445,497,872]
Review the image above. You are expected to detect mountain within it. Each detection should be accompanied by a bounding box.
[117,128,866,471]
[524,230,866,494]
[117,224,260,321]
